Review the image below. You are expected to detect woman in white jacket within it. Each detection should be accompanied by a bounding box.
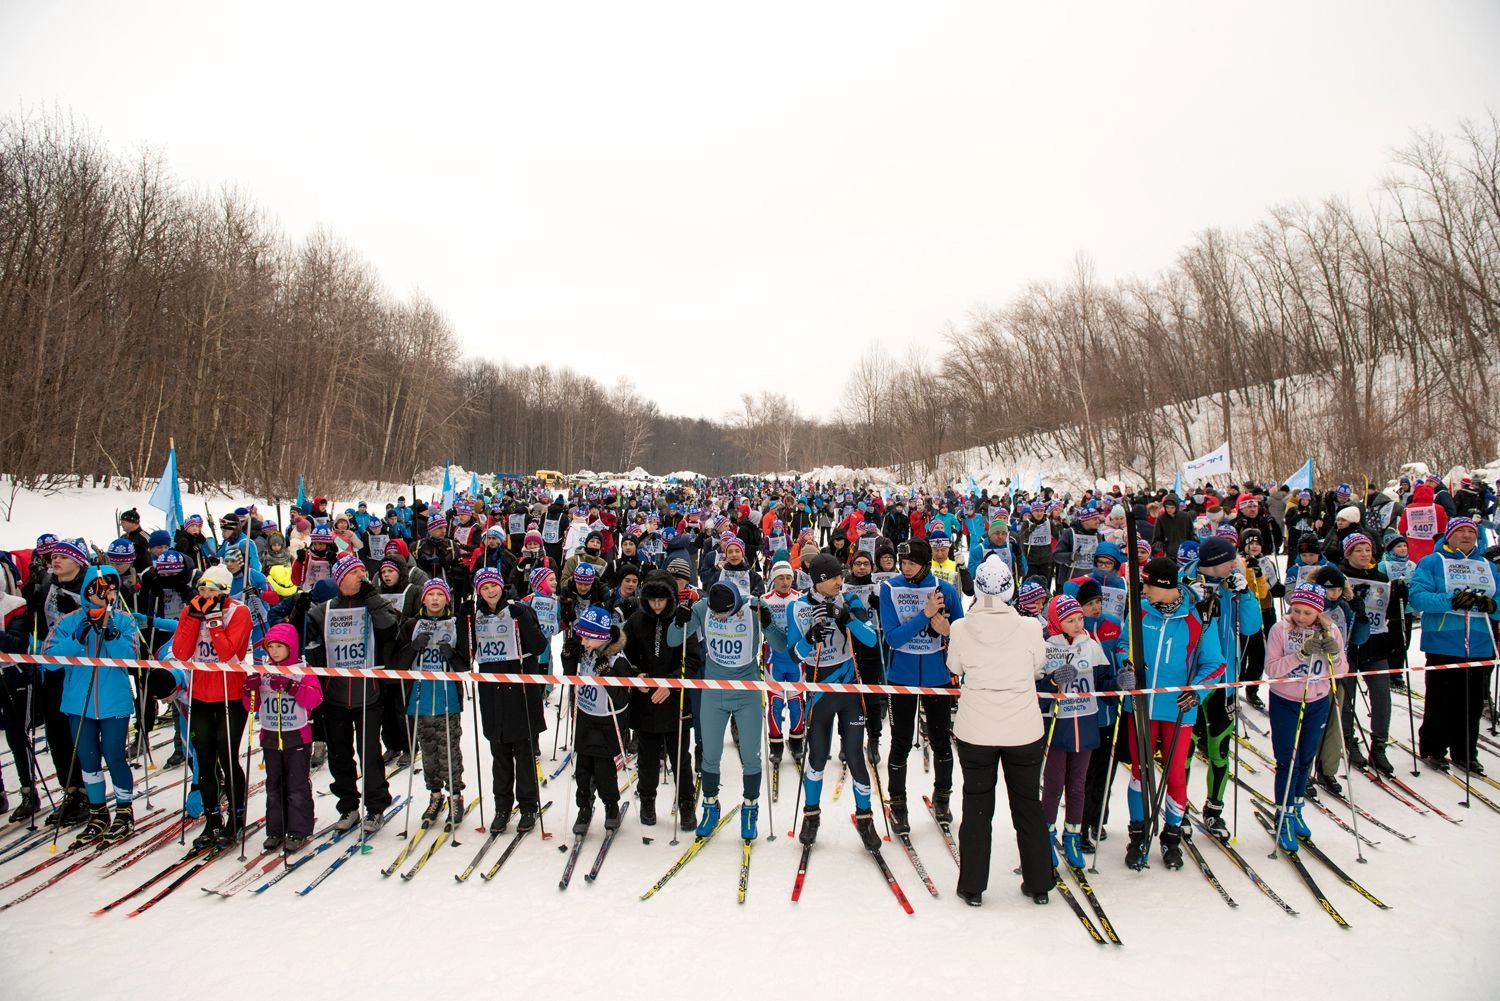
[949,554,1052,907]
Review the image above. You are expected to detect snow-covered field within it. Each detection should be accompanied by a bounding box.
[3,484,1499,1001]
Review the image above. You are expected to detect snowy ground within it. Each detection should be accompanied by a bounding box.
[3,484,1500,1001]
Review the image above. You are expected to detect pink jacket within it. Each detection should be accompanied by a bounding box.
[1263,619,1349,704]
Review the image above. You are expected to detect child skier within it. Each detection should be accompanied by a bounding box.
[244,623,323,852]
[1263,582,1349,851]
[472,567,549,834]
[561,605,631,833]
[394,578,470,827]
[1039,594,1112,869]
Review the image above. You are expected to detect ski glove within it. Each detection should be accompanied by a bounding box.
[436,641,455,661]
[1051,662,1078,689]
[1452,590,1477,611]
[672,604,694,627]
[185,594,220,621]
[758,606,774,629]
[833,603,853,629]
[1472,594,1497,615]
[1115,668,1137,692]
[1176,690,1200,712]
[1227,571,1248,593]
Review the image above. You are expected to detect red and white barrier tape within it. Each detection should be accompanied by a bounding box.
[1,652,1494,700]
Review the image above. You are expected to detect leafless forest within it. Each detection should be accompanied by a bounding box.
[2,111,1496,493]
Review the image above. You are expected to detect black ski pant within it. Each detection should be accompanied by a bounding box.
[379,681,411,755]
[575,752,621,810]
[956,736,1051,897]
[322,701,392,817]
[888,692,953,799]
[1418,652,1494,766]
[488,737,540,816]
[636,727,694,813]
[189,700,248,819]
[43,672,81,791]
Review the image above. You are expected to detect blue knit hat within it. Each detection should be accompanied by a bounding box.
[574,605,613,640]
[106,538,137,567]
[474,567,504,592]
[51,538,89,566]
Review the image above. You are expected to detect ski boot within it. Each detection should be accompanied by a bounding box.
[1369,741,1395,777]
[790,737,806,769]
[60,788,90,825]
[382,748,400,767]
[263,834,285,852]
[888,797,911,834]
[309,741,328,770]
[447,794,465,828]
[72,804,111,848]
[1124,821,1148,870]
[1315,768,1342,796]
[164,749,185,770]
[361,809,387,834]
[958,889,983,907]
[8,787,39,823]
[798,806,821,845]
[0,788,8,815]
[741,800,758,840]
[517,808,538,834]
[678,797,697,832]
[1246,689,1266,711]
[397,751,412,770]
[1062,823,1085,869]
[573,803,593,835]
[931,789,952,823]
[102,803,134,845]
[1347,740,1368,769]
[217,808,245,847]
[604,802,621,831]
[769,738,784,765]
[491,805,511,834]
[638,798,657,827]
[1160,823,1184,870]
[1290,798,1312,839]
[1020,882,1049,905]
[421,793,447,824]
[1420,753,1450,772]
[1047,825,1060,868]
[867,731,882,765]
[854,809,881,851]
[333,811,359,832]
[1275,809,1299,853]
[1200,798,1230,843]
[696,797,720,837]
[282,834,309,853]
[193,813,223,850]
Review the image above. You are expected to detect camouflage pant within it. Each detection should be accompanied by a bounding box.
[416,714,465,794]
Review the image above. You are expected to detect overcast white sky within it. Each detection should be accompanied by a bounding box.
[4,1,1497,420]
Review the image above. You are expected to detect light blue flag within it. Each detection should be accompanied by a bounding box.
[296,473,307,512]
[1282,458,1314,493]
[148,446,184,533]
[1030,473,1042,496]
[1010,471,1020,502]
[967,474,980,499]
[1172,468,1183,499]
[469,471,481,498]
[441,464,456,511]
[882,482,891,502]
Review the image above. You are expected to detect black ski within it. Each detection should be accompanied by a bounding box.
[584,802,629,883]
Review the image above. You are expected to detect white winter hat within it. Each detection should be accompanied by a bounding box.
[974,554,1015,602]
[770,561,793,581]
[199,565,234,591]
[1336,506,1361,524]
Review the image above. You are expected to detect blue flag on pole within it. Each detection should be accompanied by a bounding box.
[1282,458,1314,492]
[148,446,184,534]
[1030,473,1043,496]
[469,471,481,498]
[441,464,456,511]
[967,474,980,499]
[296,473,307,512]
[1172,468,1183,499]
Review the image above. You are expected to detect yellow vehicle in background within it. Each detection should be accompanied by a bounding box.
[535,469,565,488]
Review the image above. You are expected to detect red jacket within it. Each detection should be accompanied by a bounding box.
[171,600,250,703]
[1397,483,1447,563]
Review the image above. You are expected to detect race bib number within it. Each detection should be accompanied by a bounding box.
[1026,520,1052,547]
[792,600,850,665]
[857,536,876,558]
[794,570,812,592]
[705,607,755,668]
[886,583,943,655]
[414,618,458,671]
[1283,626,1326,678]
[258,689,310,731]
[1362,580,1392,635]
[326,606,373,670]
[843,582,874,609]
[475,612,518,663]
[368,534,389,560]
[531,594,561,637]
[1405,506,1437,541]
[721,568,751,593]
[1045,646,1097,719]
[1072,534,1098,567]
[1442,558,1495,597]
[761,591,797,633]
[542,517,561,544]
[1101,585,1127,622]
[508,514,526,535]
[305,559,332,589]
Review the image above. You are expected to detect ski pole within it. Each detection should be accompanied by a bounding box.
[670,627,688,846]
[1088,693,1126,875]
[239,696,254,861]
[399,702,419,840]
[178,685,193,845]
[470,678,485,833]
[1144,702,1190,852]
[1401,642,1420,778]
[1461,609,1472,809]
[441,669,455,844]
[1340,685,1366,865]
[787,641,823,838]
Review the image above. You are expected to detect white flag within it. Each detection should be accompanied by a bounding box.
[1182,441,1232,480]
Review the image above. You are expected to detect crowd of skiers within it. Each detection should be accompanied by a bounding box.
[0,468,1496,905]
